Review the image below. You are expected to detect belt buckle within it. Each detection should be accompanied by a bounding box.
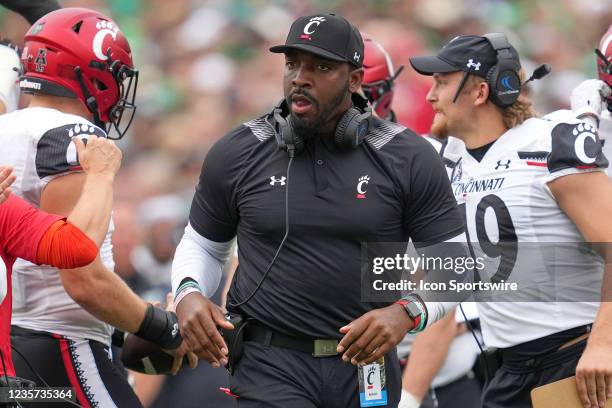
[313,339,339,357]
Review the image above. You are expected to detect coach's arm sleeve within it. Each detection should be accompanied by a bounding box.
[171,223,233,301]
[173,127,242,301]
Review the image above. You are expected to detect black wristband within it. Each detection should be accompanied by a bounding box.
[135,304,183,350]
[111,329,125,348]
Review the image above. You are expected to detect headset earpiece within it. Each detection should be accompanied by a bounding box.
[334,94,373,149]
[334,107,362,149]
[483,33,521,108]
[334,93,372,150]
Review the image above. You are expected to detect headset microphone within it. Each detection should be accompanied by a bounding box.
[522,63,551,86]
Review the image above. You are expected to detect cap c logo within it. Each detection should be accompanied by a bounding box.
[303,16,326,35]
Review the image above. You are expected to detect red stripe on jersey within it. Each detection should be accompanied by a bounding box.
[577,165,597,169]
[526,161,547,167]
[55,335,92,408]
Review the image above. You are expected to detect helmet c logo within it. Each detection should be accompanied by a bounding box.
[93,22,119,61]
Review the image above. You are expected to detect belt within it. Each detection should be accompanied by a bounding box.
[243,322,340,357]
[499,326,591,374]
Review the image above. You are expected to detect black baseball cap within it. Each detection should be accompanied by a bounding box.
[270,14,364,68]
[409,35,520,78]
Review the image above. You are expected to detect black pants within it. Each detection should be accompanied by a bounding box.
[420,374,482,408]
[229,341,402,408]
[482,337,587,408]
[11,325,143,408]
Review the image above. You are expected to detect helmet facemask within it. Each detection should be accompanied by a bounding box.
[107,56,138,140]
[362,65,404,120]
[74,48,138,139]
[596,23,612,111]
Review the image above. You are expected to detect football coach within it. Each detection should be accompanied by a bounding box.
[171,13,468,407]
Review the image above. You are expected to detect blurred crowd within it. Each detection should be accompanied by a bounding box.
[1,0,611,406]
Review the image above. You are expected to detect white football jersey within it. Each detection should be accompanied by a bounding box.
[0,107,114,345]
[443,117,606,348]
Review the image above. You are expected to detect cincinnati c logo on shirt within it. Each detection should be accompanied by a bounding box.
[356,175,370,199]
[301,16,326,40]
[93,20,119,61]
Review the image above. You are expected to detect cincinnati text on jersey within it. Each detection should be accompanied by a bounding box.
[453,177,505,196]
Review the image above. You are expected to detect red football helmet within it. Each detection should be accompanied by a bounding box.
[20,8,138,138]
[361,33,403,121]
[597,24,612,88]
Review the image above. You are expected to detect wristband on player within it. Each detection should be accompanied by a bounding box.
[395,294,428,333]
[135,304,182,350]
[399,389,421,408]
[175,277,203,307]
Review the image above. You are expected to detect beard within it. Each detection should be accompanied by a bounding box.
[287,80,350,141]
[430,113,449,139]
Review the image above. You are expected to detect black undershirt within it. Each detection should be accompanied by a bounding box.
[467,140,496,162]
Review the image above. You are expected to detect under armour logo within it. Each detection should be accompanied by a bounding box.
[466,59,481,71]
[495,160,511,170]
[270,176,286,186]
[354,52,361,62]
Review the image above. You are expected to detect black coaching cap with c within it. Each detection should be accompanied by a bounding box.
[270,14,364,68]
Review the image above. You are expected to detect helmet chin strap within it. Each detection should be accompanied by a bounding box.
[73,66,105,129]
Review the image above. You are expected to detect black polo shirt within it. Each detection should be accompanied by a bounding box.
[189,115,463,339]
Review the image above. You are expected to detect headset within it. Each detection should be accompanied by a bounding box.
[272,92,373,157]
[483,33,522,108]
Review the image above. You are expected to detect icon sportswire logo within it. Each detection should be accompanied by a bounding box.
[356,175,370,199]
